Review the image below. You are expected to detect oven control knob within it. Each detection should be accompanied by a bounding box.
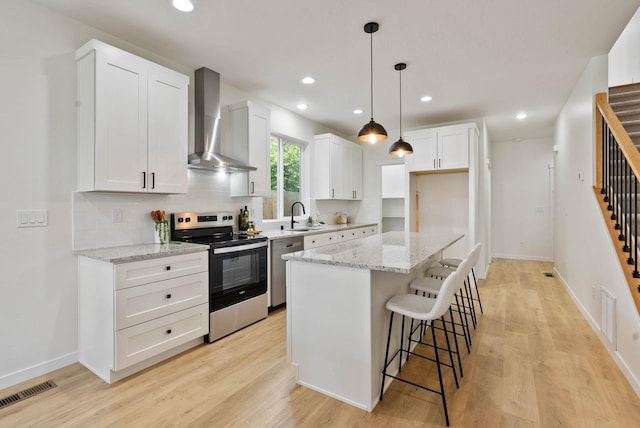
[178,217,183,223]
[166,266,171,271]
[166,293,172,299]
[185,217,191,222]
[166,329,172,334]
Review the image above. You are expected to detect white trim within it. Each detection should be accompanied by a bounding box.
[492,253,554,262]
[553,267,640,398]
[0,351,78,390]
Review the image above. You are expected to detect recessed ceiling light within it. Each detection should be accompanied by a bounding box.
[297,103,309,110]
[301,76,315,85]
[353,109,364,115]
[172,0,194,12]
[420,95,433,102]
[516,113,527,120]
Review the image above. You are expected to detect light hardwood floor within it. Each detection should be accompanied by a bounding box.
[2,259,640,427]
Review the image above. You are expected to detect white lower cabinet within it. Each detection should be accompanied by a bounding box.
[79,251,209,383]
[304,232,337,249]
[302,225,378,249]
[114,304,207,371]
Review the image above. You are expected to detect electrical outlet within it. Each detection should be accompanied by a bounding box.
[112,209,123,223]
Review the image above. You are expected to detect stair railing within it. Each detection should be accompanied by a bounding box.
[595,92,640,314]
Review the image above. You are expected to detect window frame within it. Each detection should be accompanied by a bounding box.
[265,134,307,221]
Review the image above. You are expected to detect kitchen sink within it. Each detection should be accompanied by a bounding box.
[286,226,323,232]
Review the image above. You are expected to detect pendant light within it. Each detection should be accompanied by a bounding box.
[388,63,413,157]
[357,22,388,144]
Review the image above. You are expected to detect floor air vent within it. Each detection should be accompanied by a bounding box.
[0,380,57,410]
[543,272,554,277]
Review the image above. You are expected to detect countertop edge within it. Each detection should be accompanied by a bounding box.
[282,232,464,273]
[262,223,378,240]
[74,242,209,264]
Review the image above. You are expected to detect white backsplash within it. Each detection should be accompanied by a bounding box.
[72,169,252,250]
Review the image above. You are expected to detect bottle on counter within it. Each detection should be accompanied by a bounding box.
[239,206,249,231]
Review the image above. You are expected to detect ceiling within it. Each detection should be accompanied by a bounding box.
[35,0,640,142]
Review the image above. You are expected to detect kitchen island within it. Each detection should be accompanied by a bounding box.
[283,231,463,411]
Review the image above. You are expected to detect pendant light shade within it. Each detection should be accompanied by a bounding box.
[389,63,413,157]
[358,22,387,144]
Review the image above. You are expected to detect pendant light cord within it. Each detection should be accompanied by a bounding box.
[370,30,374,121]
[399,67,402,136]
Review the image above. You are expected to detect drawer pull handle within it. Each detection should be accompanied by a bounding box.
[166,293,172,299]
[166,266,171,271]
[166,329,172,334]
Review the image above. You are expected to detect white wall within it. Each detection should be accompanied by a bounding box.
[554,55,640,395]
[491,138,554,261]
[0,0,337,389]
[609,7,640,87]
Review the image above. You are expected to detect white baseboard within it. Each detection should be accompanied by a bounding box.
[553,267,640,398]
[492,253,553,262]
[0,351,78,391]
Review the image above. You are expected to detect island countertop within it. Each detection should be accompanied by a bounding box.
[282,231,464,273]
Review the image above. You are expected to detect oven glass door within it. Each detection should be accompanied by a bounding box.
[210,244,267,311]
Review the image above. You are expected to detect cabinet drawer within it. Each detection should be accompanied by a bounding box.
[115,272,208,330]
[335,230,356,242]
[115,251,208,290]
[304,232,337,249]
[114,303,208,371]
[361,225,378,237]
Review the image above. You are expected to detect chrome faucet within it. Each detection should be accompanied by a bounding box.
[291,201,306,229]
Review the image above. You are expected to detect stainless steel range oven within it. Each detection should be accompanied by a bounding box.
[170,211,268,342]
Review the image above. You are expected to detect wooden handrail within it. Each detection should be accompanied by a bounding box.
[595,93,640,181]
[594,92,640,315]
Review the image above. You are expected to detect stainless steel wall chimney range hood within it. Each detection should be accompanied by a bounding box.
[188,67,257,172]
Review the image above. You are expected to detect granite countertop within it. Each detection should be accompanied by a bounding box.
[282,231,464,273]
[74,242,209,264]
[261,223,378,240]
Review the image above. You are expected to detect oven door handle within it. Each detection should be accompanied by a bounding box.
[213,241,268,254]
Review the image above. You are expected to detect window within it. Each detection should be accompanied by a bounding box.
[263,135,304,220]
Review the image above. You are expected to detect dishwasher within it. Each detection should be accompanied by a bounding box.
[270,236,304,308]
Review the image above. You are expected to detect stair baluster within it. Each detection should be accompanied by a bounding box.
[622,156,629,248]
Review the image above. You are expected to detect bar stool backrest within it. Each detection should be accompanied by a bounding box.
[427,270,463,320]
[469,243,482,269]
[452,256,471,291]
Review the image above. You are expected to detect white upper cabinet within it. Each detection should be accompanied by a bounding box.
[228,101,271,197]
[381,164,405,198]
[76,39,189,193]
[312,133,363,200]
[405,123,476,173]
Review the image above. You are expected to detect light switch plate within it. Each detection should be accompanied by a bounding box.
[16,209,48,228]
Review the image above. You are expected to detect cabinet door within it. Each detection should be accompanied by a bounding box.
[94,49,148,191]
[330,138,346,199]
[438,127,469,169]
[147,65,189,193]
[350,143,363,200]
[381,164,405,198]
[248,102,271,196]
[405,130,437,172]
[311,134,332,199]
[229,101,271,197]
